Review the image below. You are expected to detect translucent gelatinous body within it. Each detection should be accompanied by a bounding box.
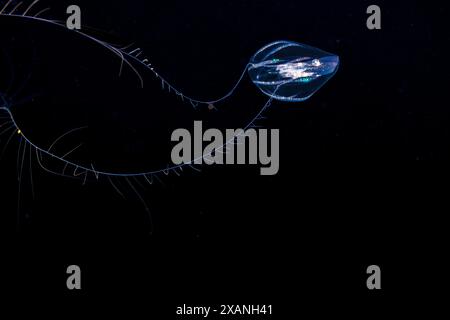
[248,41,339,102]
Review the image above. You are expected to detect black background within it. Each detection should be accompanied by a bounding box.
[0,0,446,317]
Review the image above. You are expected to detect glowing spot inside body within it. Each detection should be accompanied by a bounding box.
[276,58,322,81]
[17,129,22,135]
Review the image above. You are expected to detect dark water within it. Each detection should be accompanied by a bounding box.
[0,0,445,317]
